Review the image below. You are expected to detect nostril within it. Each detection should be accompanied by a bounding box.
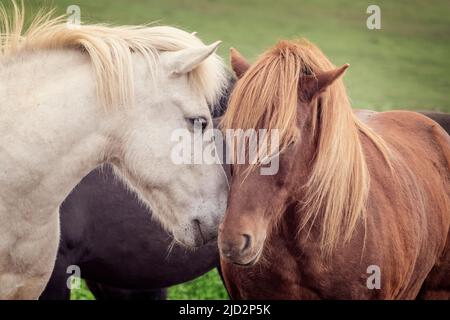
[241,234,252,253]
[193,219,206,244]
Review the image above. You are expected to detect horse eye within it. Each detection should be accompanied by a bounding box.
[188,116,208,132]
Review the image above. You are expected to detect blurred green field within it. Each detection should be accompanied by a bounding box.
[25,0,450,299]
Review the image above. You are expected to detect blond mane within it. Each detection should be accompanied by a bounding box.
[0,1,226,109]
[222,39,392,256]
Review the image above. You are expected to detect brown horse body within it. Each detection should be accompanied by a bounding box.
[218,41,450,299]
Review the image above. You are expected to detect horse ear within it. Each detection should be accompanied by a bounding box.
[230,47,250,78]
[300,64,349,101]
[167,41,221,75]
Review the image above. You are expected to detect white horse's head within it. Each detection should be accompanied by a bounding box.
[111,39,229,248]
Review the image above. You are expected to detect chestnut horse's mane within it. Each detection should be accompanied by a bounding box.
[222,39,392,256]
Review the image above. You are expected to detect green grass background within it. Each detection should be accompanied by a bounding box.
[24,0,450,299]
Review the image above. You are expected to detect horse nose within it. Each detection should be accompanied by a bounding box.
[220,233,252,259]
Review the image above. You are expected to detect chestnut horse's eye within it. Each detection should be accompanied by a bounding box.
[187,116,208,132]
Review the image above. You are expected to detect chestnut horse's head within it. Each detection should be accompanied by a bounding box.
[219,40,389,265]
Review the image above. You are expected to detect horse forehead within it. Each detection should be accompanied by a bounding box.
[159,81,208,109]
[161,87,203,105]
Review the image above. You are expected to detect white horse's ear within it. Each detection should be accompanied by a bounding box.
[166,41,221,75]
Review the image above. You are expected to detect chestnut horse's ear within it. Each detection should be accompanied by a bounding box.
[300,64,350,101]
[230,47,250,78]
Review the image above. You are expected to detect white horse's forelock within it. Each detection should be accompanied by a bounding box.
[0,1,227,110]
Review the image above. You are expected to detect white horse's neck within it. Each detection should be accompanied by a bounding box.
[0,50,117,218]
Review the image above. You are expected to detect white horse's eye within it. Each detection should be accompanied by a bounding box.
[188,116,208,132]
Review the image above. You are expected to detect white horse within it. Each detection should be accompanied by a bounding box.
[0,4,228,299]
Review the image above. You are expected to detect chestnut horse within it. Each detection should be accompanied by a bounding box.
[218,40,450,299]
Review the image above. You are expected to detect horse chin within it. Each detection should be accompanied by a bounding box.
[172,228,217,249]
[230,245,264,268]
[233,256,259,267]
